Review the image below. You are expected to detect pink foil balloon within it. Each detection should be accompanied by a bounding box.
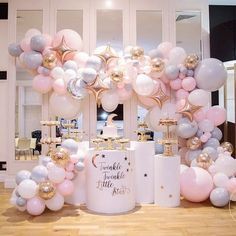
[26,196,45,216]
[32,75,52,94]
[206,106,227,126]
[52,78,67,95]
[170,78,182,90]
[181,77,196,91]
[176,99,186,111]
[57,179,75,196]
[181,167,213,202]
[175,89,189,100]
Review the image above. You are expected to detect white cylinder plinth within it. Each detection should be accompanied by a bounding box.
[86,149,135,214]
[130,141,155,204]
[65,141,89,205]
[154,154,180,207]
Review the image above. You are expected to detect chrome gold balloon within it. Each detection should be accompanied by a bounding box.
[51,147,70,167]
[184,54,199,70]
[187,136,201,150]
[220,142,234,155]
[110,68,124,83]
[42,51,57,69]
[38,181,56,200]
[151,58,165,72]
[196,153,212,169]
[130,46,144,59]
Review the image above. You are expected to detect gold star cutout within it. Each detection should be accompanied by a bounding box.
[177,99,202,122]
[149,86,170,108]
[51,36,76,63]
[95,45,118,68]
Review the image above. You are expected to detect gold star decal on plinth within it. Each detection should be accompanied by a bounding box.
[177,99,202,122]
[149,86,170,108]
[95,45,118,68]
[51,36,77,63]
[86,76,109,107]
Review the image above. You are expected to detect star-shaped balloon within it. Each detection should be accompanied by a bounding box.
[177,99,202,121]
[149,86,170,108]
[51,36,76,63]
[86,76,109,107]
[95,45,118,68]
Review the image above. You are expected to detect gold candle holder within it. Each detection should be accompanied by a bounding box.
[71,130,85,142]
[157,118,178,156]
[105,137,115,150]
[135,121,150,142]
[91,138,104,150]
[116,138,130,150]
[62,122,75,139]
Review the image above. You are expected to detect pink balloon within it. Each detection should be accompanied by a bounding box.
[208,165,217,176]
[226,178,236,193]
[66,162,74,172]
[20,38,31,52]
[65,171,74,180]
[179,73,186,79]
[176,99,185,111]
[52,78,67,95]
[32,75,52,94]
[138,95,157,108]
[200,134,209,143]
[193,107,208,122]
[25,28,41,38]
[170,78,182,90]
[181,77,196,91]
[124,65,137,83]
[175,89,189,100]
[117,87,133,101]
[206,106,227,126]
[53,29,82,51]
[160,74,169,84]
[57,179,74,196]
[70,154,79,164]
[26,196,45,216]
[73,52,89,68]
[181,167,213,202]
[157,42,173,58]
[205,132,212,139]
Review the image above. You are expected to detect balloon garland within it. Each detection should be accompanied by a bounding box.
[8,28,236,214]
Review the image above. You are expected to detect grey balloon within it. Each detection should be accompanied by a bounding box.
[195,58,227,92]
[148,49,163,59]
[16,197,27,207]
[165,65,179,80]
[196,128,204,138]
[75,161,85,171]
[30,35,46,52]
[61,139,78,154]
[202,146,218,161]
[81,67,97,84]
[63,60,78,72]
[42,156,52,167]
[210,187,230,207]
[8,43,23,57]
[31,165,48,183]
[15,170,31,185]
[185,149,202,164]
[211,127,223,141]
[23,51,43,69]
[186,69,194,77]
[177,117,191,125]
[176,120,198,139]
[203,138,220,149]
[179,65,187,75]
[86,55,102,71]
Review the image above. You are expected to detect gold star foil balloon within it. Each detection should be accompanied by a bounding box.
[51,36,76,63]
[38,180,56,200]
[177,99,202,121]
[149,86,169,108]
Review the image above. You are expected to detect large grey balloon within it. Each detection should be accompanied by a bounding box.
[202,146,218,161]
[31,165,48,183]
[176,120,198,139]
[8,43,23,57]
[61,139,78,154]
[15,170,31,185]
[195,58,227,92]
[210,187,230,207]
[30,35,46,52]
[211,127,223,141]
[23,51,43,69]
[81,67,97,84]
[86,55,102,71]
[203,138,220,149]
[16,197,27,207]
[165,65,179,80]
[177,117,191,125]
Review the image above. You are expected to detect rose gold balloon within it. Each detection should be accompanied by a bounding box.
[220,142,234,155]
[51,147,70,167]
[130,46,144,59]
[187,136,201,150]
[196,153,212,170]
[43,51,57,69]
[151,58,165,73]
[110,68,124,83]
[38,180,56,200]
[184,54,199,70]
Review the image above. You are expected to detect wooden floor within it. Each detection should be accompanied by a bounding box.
[0,183,236,236]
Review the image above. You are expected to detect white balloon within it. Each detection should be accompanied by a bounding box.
[51,67,64,80]
[64,69,77,84]
[168,47,187,65]
[188,89,210,106]
[215,154,236,177]
[180,164,189,174]
[101,91,119,112]
[48,165,66,184]
[133,74,154,96]
[49,92,82,119]
[45,192,64,211]
[213,172,229,188]
[17,179,38,199]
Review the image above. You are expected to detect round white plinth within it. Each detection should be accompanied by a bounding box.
[86,149,135,214]
[154,154,180,207]
[130,141,155,204]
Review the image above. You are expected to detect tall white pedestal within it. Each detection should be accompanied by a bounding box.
[130,141,155,204]
[65,141,89,205]
[86,149,135,214]
[154,154,180,207]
